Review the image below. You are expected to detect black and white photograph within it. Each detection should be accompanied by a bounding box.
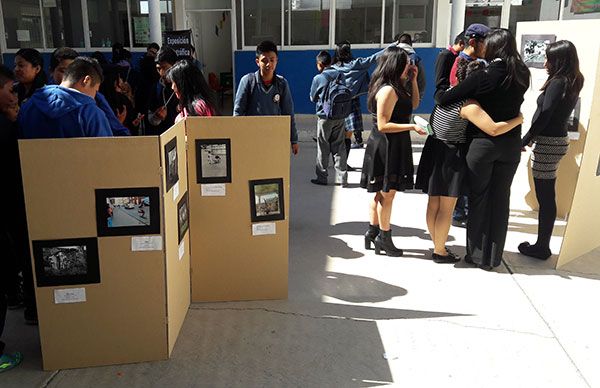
[177,192,189,243]
[33,238,100,287]
[249,178,285,222]
[164,137,179,192]
[96,187,161,236]
[196,138,232,184]
[521,34,556,68]
[567,97,581,132]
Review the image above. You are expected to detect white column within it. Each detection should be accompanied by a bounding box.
[450,0,466,43]
[149,0,163,44]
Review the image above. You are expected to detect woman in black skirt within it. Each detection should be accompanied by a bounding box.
[417,59,524,264]
[519,40,584,260]
[360,46,426,257]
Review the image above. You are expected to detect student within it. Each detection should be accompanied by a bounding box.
[19,57,113,139]
[14,48,47,105]
[361,47,425,257]
[309,50,348,186]
[417,60,524,263]
[436,28,530,270]
[434,32,465,92]
[166,59,218,122]
[136,43,161,123]
[395,33,426,100]
[49,48,130,136]
[519,41,584,260]
[448,24,490,87]
[234,40,299,155]
[146,46,179,136]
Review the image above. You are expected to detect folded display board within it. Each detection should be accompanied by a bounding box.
[185,116,290,302]
[19,121,190,370]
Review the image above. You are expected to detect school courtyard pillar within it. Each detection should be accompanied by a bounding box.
[451,0,466,42]
[149,0,162,45]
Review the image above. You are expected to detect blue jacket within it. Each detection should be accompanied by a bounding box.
[310,68,345,118]
[233,71,298,144]
[18,85,113,139]
[332,43,397,96]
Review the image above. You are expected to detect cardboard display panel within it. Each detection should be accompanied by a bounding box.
[159,121,191,355]
[186,116,290,302]
[19,137,175,370]
[516,20,600,268]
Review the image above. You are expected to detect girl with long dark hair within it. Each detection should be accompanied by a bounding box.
[436,28,530,270]
[519,40,584,260]
[14,48,47,105]
[166,60,218,121]
[361,46,426,257]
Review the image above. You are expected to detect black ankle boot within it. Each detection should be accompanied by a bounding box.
[374,229,403,257]
[518,242,551,260]
[364,224,379,250]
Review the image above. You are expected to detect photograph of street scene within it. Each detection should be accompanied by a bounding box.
[42,245,88,277]
[254,183,281,217]
[200,143,228,178]
[105,196,151,227]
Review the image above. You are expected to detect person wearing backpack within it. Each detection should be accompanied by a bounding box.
[234,40,299,155]
[309,51,352,186]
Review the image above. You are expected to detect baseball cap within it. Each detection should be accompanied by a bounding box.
[465,23,490,40]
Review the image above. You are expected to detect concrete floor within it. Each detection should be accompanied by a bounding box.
[2,133,600,387]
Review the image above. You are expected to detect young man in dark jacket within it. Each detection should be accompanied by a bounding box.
[434,33,465,91]
[146,46,179,136]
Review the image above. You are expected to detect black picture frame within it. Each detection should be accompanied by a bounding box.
[249,178,285,222]
[164,137,179,192]
[95,187,161,237]
[33,238,100,287]
[177,191,189,243]
[195,138,232,184]
[521,34,556,69]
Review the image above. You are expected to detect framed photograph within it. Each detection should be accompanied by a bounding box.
[164,137,179,192]
[567,97,581,132]
[196,138,232,184]
[521,34,556,68]
[95,187,161,236]
[249,178,285,222]
[177,191,189,243]
[32,238,100,287]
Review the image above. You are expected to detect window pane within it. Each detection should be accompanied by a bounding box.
[384,0,435,43]
[285,0,330,46]
[42,0,85,48]
[2,0,44,49]
[131,1,174,47]
[87,0,128,47]
[508,0,558,35]
[335,0,382,44]
[244,0,281,46]
[464,5,502,30]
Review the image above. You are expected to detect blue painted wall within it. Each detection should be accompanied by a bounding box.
[234,47,441,115]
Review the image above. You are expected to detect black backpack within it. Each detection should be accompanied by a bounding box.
[322,71,353,120]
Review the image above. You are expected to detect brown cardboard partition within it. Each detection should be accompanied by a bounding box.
[19,127,189,370]
[185,116,290,302]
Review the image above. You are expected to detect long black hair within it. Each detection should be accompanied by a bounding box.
[542,40,584,100]
[15,48,47,101]
[367,46,409,113]
[333,41,353,64]
[166,60,218,116]
[484,28,530,90]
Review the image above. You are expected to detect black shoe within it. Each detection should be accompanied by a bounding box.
[350,142,364,149]
[464,255,475,265]
[24,307,38,326]
[433,251,461,264]
[374,229,403,257]
[451,218,467,228]
[364,224,379,250]
[310,178,327,186]
[518,242,551,260]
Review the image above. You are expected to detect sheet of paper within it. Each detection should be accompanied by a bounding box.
[252,222,276,236]
[16,30,30,42]
[54,288,86,304]
[201,184,226,196]
[131,236,163,251]
[178,241,185,260]
[568,132,580,141]
[172,181,180,201]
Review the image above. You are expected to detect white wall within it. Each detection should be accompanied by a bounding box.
[188,10,232,79]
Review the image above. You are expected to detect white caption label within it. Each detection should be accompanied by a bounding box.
[54,288,86,304]
[131,236,163,251]
[252,222,276,236]
[178,241,185,260]
[172,181,180,201]
[201,184,226,196]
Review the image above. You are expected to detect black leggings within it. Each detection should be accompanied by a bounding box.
[534,178,557,249]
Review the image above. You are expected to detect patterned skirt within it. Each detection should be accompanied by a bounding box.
[531,135,569,179]
[344,99,364,133]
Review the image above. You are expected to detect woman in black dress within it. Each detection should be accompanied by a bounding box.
[361,46,426,257]
[519,40,584,260]
[436,29,530,270]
